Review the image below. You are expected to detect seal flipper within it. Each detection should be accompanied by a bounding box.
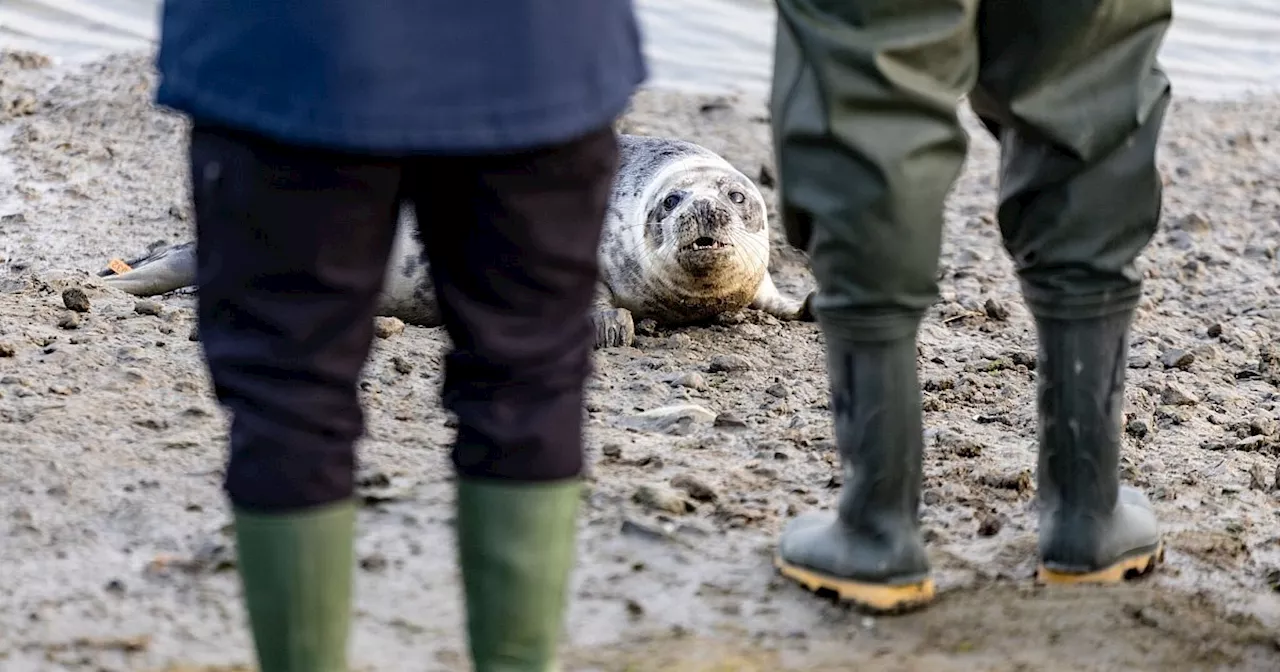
[750,273,816,322]
[590,283,635,349]
[99,241,198,296]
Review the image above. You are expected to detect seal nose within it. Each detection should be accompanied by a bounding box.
[686,198,731,235]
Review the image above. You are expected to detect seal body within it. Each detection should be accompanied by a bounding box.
[99,134,812,348]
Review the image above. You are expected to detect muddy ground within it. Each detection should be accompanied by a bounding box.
[2,51,1280,671]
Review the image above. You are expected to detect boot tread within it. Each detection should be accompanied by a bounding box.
[1037,541,1164,585]
[775,554,935,613]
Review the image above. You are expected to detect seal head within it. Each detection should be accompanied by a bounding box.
[603,136,771,325]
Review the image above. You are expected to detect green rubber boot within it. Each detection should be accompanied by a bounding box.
[1035,311,1163,584]
[775,333,934,614]
[457,478,582,672]
[232,499,355,672]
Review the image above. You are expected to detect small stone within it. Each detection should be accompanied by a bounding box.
[633,484,693,515]
[1248,464,1270,491]
[977,513,1003,537]
[765,383,788,398]
[1160,349,1194,370]
[1127,356,1153,369]
[708,354,753,373]
[636,318,659,337]
[61,287,90,312]
[0,343,13,357]
[1174,212,1211,232]
[188,327,200,342]
[134,300,162,316]
[626,599,645,618]
[671,474,718,502]
[1207,323,1223,338]
[714,412,748,429]
[374,316,405,339]
[1160,384,1199,406]
[671,372,707,390]
[1250,416,1277,437]
[360,554,389,573]
[1125,418,1151,438]
[979,470,1033,493]
[983,298,1009,321]
[601,444,623,459]
[631,404,716,435]
[57,312,80,330]
[391,356,414,374]
[1234,435,1267,452]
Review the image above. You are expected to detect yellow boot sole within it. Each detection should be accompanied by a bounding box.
[774,555,936,614]
[1036,541,1165,585]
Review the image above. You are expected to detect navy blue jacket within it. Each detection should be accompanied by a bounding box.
[154,1,647,154]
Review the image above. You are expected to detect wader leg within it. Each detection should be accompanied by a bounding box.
[769,0,980,613]
[971,0,1173,583]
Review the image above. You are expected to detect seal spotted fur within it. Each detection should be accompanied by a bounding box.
[98,134,814,348]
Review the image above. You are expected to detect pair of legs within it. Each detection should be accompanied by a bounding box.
[192,123,618,670]
[769,0,1172,612]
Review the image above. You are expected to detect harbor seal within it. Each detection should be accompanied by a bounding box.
[97,134,814,348]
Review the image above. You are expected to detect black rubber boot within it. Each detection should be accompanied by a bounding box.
[1034,310,1163,583]
[775,333,934,613]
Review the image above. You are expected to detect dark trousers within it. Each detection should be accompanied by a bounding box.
[190,125,619,511]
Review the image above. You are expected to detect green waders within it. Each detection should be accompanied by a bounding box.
[770,0,1172,612]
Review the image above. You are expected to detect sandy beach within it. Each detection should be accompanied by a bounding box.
[2,50,1280,671]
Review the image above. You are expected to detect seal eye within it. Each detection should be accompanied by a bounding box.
[662,194,682,210]
[728,190,746,205]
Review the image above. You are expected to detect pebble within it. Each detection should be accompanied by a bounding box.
[714,411,749,429]
[983,298,1009,321]
[632,484,693,515]
[0,343,13,357]
[671,474,719,502]
[1250,416,1277,437]
[708,354,752,373]
[670,372,707,390]
[1160,384,1199,406]
[1248,464,1270,491]
[977,513,1003,537]
[1126,418,1152,438]
[1160,348,1195,370]
[631,404,716,435]
[374,316,405,339]
[57,311,80,330]
[61,287,90,312]
[134,300,162,316]
[359,554,389,573]
[391,356,414,374]
[601,444,623,459]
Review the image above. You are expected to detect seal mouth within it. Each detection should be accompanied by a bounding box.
[683,236,730,252]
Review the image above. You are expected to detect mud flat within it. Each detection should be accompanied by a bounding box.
[2,51,1280,671]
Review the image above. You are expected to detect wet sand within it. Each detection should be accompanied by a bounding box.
[2,51,1280,671]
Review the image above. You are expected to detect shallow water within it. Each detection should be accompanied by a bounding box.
[1,0,1278,100]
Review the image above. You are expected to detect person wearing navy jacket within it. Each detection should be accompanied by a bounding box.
[153,2,647,670]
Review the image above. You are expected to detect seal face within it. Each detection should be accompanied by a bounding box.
[97,133,813,349]
[602,135,771,325]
